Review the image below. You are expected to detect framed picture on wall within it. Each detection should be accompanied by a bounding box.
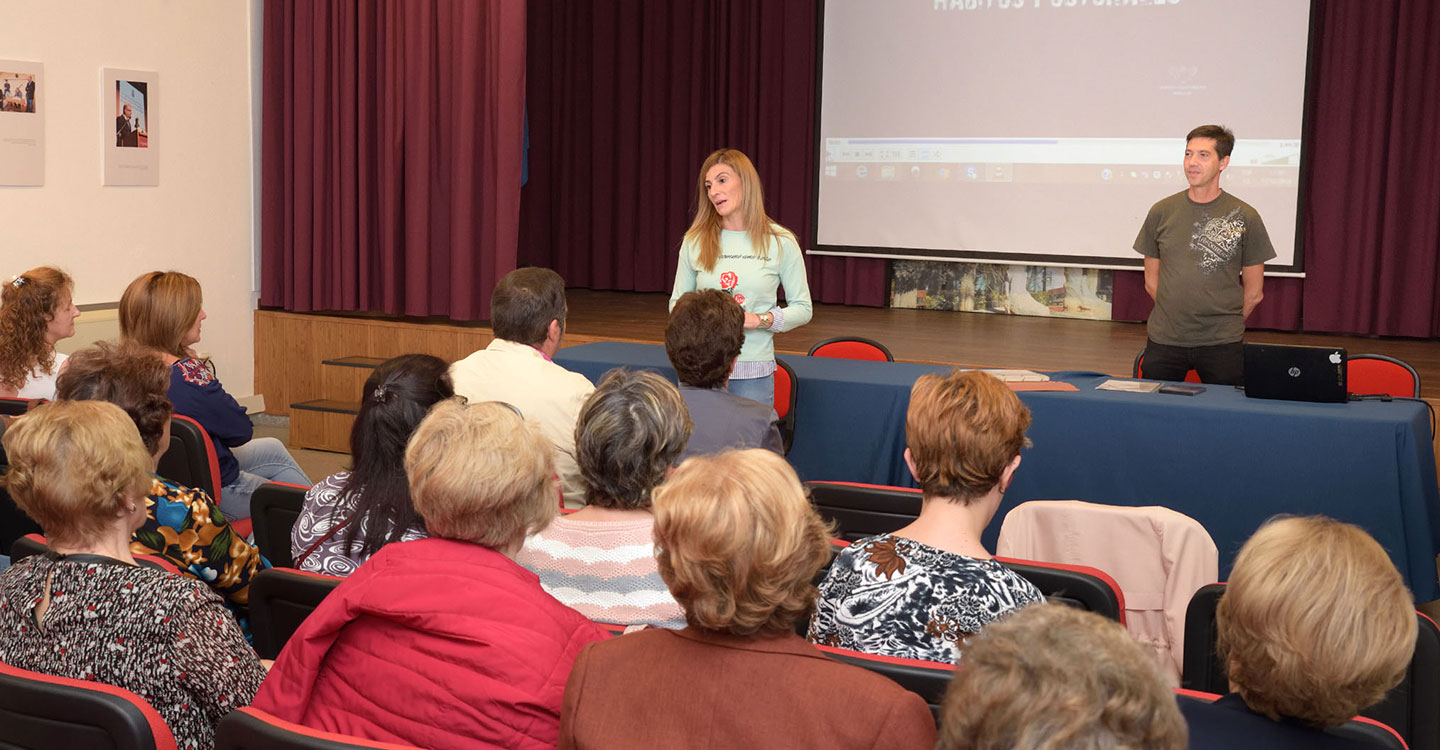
[0,59,44,186]
[103,67,158,185]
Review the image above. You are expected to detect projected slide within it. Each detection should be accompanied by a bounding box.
[815,0,1312,269]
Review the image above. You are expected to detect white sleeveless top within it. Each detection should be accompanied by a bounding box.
[16,351,67,400]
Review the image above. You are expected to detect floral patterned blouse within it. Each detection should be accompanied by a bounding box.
[291,471,428,577]
[131,476,267,611]
[808,533,1043,663]
[0,553,267,750]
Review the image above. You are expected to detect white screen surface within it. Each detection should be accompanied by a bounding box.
[815,0,1312,269]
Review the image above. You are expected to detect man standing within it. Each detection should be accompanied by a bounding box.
[1134,125,1275,385]
[25,75,35,113]
[450,267,594,504]
[116,103,139,147]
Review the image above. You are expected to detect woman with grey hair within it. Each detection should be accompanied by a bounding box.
[515,368,693,628]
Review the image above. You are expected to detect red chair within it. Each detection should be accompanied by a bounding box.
[249,567,345,660]
[1174,688,1408,750]
[813,644,954,718]
[216,706,417,749]
[809,336,894,362]
[804,481,923,543]
[994,556,1126,625]
[0,659,177,750]
[773,357,797,455]
[10,533,181,575]
[0,397,35,416]
[250,482,310,568]
[1347,354,1421,398]
[1133,347,1201,383]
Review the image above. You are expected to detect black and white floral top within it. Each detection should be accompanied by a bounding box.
[0,553,266,750]
[808,533,1043,663]
[291,471,427,577]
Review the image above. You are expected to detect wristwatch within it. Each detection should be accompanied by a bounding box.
[759,312,774,329]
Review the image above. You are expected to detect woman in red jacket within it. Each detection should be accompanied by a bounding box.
[253,399,609,750]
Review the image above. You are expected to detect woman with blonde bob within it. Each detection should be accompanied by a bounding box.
[253,400,609,749]
[1181,515,1417,749]
[0,400,265,750]
[120,270,309,519]
[668,148,812,408]
[938,602,1187,750]
[810,369,1042,662]
[559,450,936,749]
[0,266,80,399]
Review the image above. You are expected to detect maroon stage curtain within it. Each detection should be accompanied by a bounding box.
[519,0,887,307]
[1114,0,1440,337]
[260,1,526,319]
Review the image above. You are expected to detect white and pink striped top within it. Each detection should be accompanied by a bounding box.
[515,516,687,629]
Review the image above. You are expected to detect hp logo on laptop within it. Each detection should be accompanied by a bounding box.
[1287,367,1302,377]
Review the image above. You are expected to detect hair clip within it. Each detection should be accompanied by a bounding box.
[9,275,26,288]
[372,385,389,403]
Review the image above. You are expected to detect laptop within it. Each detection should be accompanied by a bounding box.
[1243,343,1348,403]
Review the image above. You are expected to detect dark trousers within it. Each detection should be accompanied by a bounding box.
[1140,339,1245,386]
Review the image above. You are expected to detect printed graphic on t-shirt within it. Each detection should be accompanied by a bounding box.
[1190,207,1246,275]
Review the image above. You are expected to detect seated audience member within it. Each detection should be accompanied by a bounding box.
[516,369,691,628]
[809,369,1042,662]
[0,266,80,400]
[450,267,593,504]
[0,401,266,750]
[253,400,609,749]
[1180,515,1416,750]
[665,289,783,460]
[292,354,452,575]
[55,342,265,611]
[559,449,936,749]
[938,602,1187,750]
[120,270,310,519]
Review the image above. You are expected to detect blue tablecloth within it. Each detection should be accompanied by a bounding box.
[556,341,1440,599]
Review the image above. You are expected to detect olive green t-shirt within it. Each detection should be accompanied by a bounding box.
[1134,190,1276,347]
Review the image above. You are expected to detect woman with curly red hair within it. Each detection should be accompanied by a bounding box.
[0,266,80,399]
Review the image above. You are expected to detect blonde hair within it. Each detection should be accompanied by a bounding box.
[0,266,73,390]
[938,603,1187,750]
[682,148,794,272]
[652,449,832,636]
[906,369,1032,502]
[1219,515,1416,727]
[405,399,556,549]
[1,400,152,548]
[119,271,203,358]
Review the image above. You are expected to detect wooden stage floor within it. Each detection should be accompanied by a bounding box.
[563,290,1440,398]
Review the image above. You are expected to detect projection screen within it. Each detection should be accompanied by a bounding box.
[813,0,1314,271]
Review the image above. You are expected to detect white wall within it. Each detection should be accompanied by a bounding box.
[4,0,260,396]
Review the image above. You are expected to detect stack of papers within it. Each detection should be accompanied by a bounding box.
[1096,379,1162,393]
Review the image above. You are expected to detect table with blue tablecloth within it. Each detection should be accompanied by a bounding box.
[555,341,1440,599]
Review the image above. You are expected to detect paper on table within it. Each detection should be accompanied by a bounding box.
[1096,379,1163,393]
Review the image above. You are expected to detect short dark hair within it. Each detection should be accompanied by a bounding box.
[55,341,173,456]
[335,354,455,559]
[575,369,692,510]
[1186,124,1235,159]
[490,267,566,346]
[665,289,743,389]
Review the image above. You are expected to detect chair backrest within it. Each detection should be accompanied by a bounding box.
[0,440,42,557]
[804,481,923,543]
[8,533,182,575]
[1133,347,1201,383]
[997,500,1218,684]
[0,659,178,750]
[1174,688,1410,750]
[1182,583,1440,750]
[249,567,345,659]
[215,706,416,749]
[1348,354,1421,398]
[814,644,955,720]
[994,556,1126,625]
[251,482,310,569]
[773,357,797,454]
[0,397,32,416]
[808,336,894,362]
[156,415,222,504]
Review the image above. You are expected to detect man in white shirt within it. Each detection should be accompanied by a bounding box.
[450,267,594,505]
